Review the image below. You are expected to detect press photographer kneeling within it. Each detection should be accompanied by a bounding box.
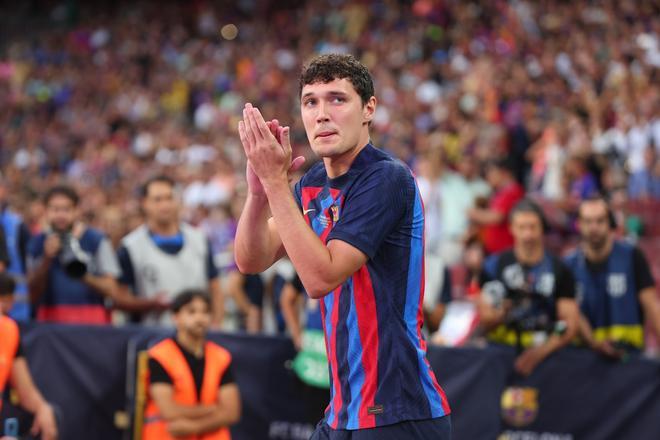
[478,200,580,376]
[27,185,121,324]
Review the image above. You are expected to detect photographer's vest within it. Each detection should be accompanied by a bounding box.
[121,225,208,325]
[565,241,642,349]
[0,315,19,412]
[143,338,232,440]
[32,228,109,324]
[485,251,560,348]
[1,208,30,321]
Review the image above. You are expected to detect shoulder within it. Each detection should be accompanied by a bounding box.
[121,225,147,247]
[298,161,327,188]
[0,315,19,335]
[82,227,106,245]
[27,232,47,253]
[206,341,232,363]
[149,337,177,357]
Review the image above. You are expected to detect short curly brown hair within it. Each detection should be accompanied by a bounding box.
[299,54,374,106]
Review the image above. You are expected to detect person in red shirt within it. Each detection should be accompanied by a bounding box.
[469,158,524,254]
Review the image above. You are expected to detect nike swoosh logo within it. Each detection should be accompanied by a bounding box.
[303,208,316,215]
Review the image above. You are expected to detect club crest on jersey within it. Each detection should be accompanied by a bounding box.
[501,386,539,427]
[607,274,627,298]
[330,205,340,223]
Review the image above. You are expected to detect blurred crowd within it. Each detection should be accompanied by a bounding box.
[0,0,659,335]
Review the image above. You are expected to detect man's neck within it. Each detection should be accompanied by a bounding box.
[147,221,179,236]
[514,245,544,266]
[583,237,614,263]
[323,133,370,179]
[176,333,205,357]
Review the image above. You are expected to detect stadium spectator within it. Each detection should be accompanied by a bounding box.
[478,199,579,375]
[143,289,240,440]
[468,158,524,255]
[0,272,58,440]
[117,175,223,326]
[26,185,120,324]
[0,178,31,321]
[565,197,660,356]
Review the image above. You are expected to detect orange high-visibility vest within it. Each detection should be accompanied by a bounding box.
[0,315,19,412]
[142,338,232,440]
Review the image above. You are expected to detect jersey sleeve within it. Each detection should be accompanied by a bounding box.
[95,237,121,277]
[555,259,576,299]
[206,239,219,280]
[327,163,411,259]
[116,245,136,289]
[293,178,303,211]
[438,266,452,305]
[632,247,655,294]
[148,357,173,385]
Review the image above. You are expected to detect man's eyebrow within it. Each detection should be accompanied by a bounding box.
[301,90,349,99]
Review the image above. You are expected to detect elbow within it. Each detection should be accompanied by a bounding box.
[304,277,338,299]
[234,258,261,275]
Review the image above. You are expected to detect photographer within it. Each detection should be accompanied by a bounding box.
[26,186,120,324]
[478,200,579,376]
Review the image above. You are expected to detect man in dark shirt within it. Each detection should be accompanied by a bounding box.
[479,199,579,376]
[565,196,660,355]
[143,290,240,439]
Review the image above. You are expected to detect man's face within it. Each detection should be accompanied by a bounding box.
[142,182,178,226]
[300,78,375,158]
[511,211,544,250]
[0,294,13,315]
[174,297,211,339]
[578,201,611,250]
[46,195,78,232]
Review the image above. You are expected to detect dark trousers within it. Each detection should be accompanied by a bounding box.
[310,415,451,440]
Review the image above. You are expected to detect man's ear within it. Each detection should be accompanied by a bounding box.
[363,96,377,123]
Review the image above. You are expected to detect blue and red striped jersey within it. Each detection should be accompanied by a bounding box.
[293,144,450,430]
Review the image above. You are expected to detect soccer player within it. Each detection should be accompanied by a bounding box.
[565,196,660,355]
[235,54,451,438]
[142,289,240,439]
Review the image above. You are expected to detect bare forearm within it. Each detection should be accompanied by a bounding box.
[12,359,47,414]
[165,404,216,421]
[82,274,115,298]
[235,194,279,273]
[28,259,53,303]
[471,209,504,225]
[176,406,239,435]
[264,181,336,298]
[210,279,224,325]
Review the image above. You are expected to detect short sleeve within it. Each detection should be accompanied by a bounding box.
[26,235,45,272]
[206,240,219,280]
[555,259,576,299]
[95,238,121,277]
[632,247,655,294]
[483,254,500,279]
[327,163,411,259]
[492,186,522,215]
[148,357,173,385]
[293,179,303,210]
[220,363,235,386]
[438,266,452,305]
[116,246,136,289]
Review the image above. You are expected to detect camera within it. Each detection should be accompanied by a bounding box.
[57,232,90,278]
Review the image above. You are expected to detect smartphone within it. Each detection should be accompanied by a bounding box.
[4,417,19,437]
